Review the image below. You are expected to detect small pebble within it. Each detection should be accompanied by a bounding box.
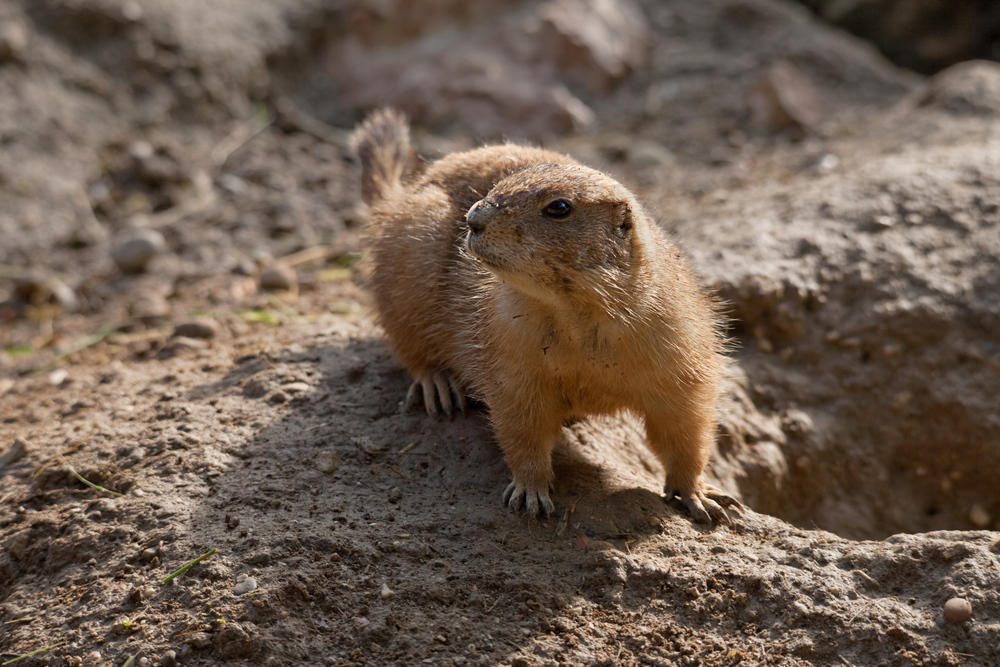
[969,504,991,529]
[259,263,297,291]
[161,649,177,666]
[84,651,102,665]
[112,229,165,274]
[380,583,393,599]
[388,487,403,503]
[90,498,117,514]
[234,576,258,595]
[943,597,972,623]
[129,139,155,161]
[129,291,170,319]
[586,540,617,553]
[816,153,839,173]
[243,378,271,398]
[48,368,69,386]
[6,531,28,559]
[315,450,343,474]
[140,547,158,562]
[626,141,674,167]
[122,1,143,21]
[173,318,218,339]
[352,435,385,454]
[281,381,311,394]
[0,438,28,467]
[0,23,27,62]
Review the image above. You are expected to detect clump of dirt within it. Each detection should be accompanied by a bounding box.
[2,0,999,666]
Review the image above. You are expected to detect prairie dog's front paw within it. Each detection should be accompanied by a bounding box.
[503,480,554,518]
[665,483,743,525]
[405,370,467,417]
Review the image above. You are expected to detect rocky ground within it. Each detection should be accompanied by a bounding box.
[1,0,999,666]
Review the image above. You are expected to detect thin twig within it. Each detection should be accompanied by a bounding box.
[143,170,217,230]
[305,421,331,432]
[274,99,351,147]
[211,107,273,169]
[55,327,115,359]
[386,465,412,481]
[486,594,505,613]
[281,245,334,268]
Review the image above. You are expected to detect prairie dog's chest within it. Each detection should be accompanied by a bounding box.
[514,311,640,401]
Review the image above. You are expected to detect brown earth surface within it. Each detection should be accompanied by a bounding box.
[1,1,999,666]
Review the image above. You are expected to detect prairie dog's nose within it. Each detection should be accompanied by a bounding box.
[466,200,496,233]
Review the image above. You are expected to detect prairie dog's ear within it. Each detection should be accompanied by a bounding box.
[613,202,634,238]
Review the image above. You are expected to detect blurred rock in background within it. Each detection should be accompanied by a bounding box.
[797,0,1000,73]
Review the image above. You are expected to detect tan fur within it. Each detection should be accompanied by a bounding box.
[351,109,741,522]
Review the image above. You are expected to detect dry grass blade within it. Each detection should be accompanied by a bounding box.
[162,549,219,584]
[2,642,64,665]
[66,464,124,497]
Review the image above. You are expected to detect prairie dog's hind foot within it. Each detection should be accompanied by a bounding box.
[503,480,555,518]
[405,370,467,418]
[665,483,744,525]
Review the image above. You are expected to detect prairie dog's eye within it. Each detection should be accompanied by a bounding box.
[542,200,572,219]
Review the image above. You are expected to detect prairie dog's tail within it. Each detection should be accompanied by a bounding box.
[349,108,417,206]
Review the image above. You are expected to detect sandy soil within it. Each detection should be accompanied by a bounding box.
[1,1,999,666]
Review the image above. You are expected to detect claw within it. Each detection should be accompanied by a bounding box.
[503,481,554,518]
[421,377,437,416]
[503,482,522,511]
[665,483,742,525]
[449,375,467,413]
[405,381,419,408]
[703,484,745,512]
[433,372,453,418]
[406,370,467,418]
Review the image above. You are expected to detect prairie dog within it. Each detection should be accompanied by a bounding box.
[351,109,740,522]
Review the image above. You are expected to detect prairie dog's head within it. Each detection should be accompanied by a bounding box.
[464,164,644,305]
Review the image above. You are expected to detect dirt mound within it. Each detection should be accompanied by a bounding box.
[686,77,1000,538]
[2,0,999,665]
